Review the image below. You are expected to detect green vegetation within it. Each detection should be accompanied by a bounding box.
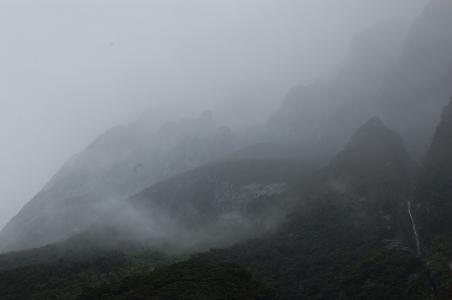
[79,261,276,300]
[0,250,274,300]
[2,102,452,299]
[0,250,179,300]
[196,196,434,299]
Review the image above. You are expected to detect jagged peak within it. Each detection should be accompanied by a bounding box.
[415,97,452,240]
[433,97,452,136]
[416,0,452,27]
[424,97,452,160]
[345,116,395,148]
[440,97,452,120]
[330,116,411,178]
[421,0,452,16]
[361,116,384,129]
[427,0,452,7]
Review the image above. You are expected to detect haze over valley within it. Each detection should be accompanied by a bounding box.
[1,0,452,299]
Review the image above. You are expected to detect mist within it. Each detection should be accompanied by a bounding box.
[4,1,452,298]
[0,0,426,232]
[0,0,429,231]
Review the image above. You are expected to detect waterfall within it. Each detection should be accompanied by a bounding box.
[408,200,421,257]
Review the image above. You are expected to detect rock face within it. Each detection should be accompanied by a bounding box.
[268,0,452,160]
[0,112,239,253]
[329,117,413,188]
[415,99,452,242]
[197,118,427,300]
[0,159,311,267]
[124,160,311,251]
[380,0,452,157]
[315,117,415,240]
[0,116,437,299]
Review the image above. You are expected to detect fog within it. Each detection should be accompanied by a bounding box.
[0,0,429,230]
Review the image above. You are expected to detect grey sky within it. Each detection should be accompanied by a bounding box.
[0,0,427,229]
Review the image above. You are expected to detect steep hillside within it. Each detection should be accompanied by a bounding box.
[0,159,312,270]
[0,116,442,299]
[321,117,415,240]
[409,99,452,297]
[268,0,452,160]
[197,118,427,299]
[0,112,239,253]
[0,159,312,300]
[415,99,452,241]
[123,159,313,251]
[381,0,452,157]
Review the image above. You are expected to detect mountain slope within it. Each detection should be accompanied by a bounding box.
[196,118,426,299]
[322,117,415,240]
[0,112,239,253]
[268,0,452,160]
[122,159,313,252]
[0,158,313,271]
[0,117,438,299]
[407,98,452,298]
[415,99,452,241]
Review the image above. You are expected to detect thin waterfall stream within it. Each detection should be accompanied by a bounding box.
[408,200,421,257]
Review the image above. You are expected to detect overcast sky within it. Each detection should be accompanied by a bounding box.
[0,0,428,229]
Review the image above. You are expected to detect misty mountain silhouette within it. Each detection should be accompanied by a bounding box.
[1,1,452,299]
[269,0,452,161]
[329,116,413,181]
[3,0,451,255]
[0,112,239,253]
[0,109,450,299]
[185,116,428,299]
[415,99,452,243]
[312,116,414,241]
